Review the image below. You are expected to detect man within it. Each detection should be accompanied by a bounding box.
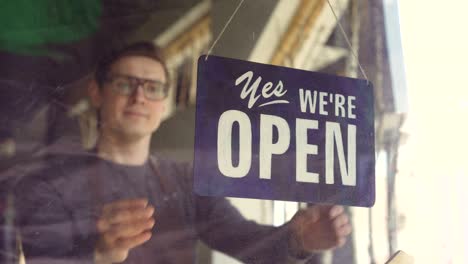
[15,42,351,264]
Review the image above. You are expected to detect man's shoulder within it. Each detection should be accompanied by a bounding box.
[13,152,98,192]
[36,152,96,175]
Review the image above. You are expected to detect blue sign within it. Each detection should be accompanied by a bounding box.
[193,55,375,207]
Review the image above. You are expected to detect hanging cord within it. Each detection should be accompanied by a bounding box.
[326,0,370,83]
[205,0,245,61]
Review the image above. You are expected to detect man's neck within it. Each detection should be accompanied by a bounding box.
[96,132,151,166]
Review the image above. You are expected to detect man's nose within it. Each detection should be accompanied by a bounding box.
[131,85,146,103]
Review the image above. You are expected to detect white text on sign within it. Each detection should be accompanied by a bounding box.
[235,71,290,108]
[217,71,358,186]
[299,89,357,118]
[217,111,356,186]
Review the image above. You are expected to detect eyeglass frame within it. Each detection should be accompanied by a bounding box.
[103,73,169,101]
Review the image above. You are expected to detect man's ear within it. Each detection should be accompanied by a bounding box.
[88,80,102,108]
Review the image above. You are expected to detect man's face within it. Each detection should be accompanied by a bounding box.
[91,56,167,141]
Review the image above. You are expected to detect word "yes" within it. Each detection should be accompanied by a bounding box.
[235,71,290,108]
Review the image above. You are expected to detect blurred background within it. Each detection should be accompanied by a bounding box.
[1,0,466,263]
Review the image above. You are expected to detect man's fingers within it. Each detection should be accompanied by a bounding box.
[332,213,349,229]
[108,218,155,239]
[102,198,149,214]
[96,218,154,259]
[97,206,154,232]
[336,237,347,248]
[107,206,154,225]
[336,224,352,237]
[115,231,152,250]
[329,205,345,218]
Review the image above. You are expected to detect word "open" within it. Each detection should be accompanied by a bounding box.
[217,110,356,186]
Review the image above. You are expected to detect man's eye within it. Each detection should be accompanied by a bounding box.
[146,84,163,94]
[114,80,132,93]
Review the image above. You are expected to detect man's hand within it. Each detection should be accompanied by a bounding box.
[288,205,352,254]
[94,198,155,264]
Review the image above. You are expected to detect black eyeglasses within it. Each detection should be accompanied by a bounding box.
[104,74,168,101]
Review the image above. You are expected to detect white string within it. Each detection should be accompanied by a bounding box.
[205,0,245,61]
[326,0,370,83]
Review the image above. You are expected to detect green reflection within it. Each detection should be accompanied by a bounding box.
[0,0,101,57]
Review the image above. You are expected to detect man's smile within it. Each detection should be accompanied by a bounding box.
[123,110,149,118]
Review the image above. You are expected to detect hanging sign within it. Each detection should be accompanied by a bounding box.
[193,55,375,207]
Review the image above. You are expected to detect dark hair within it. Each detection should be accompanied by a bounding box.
[94,41,170,87]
